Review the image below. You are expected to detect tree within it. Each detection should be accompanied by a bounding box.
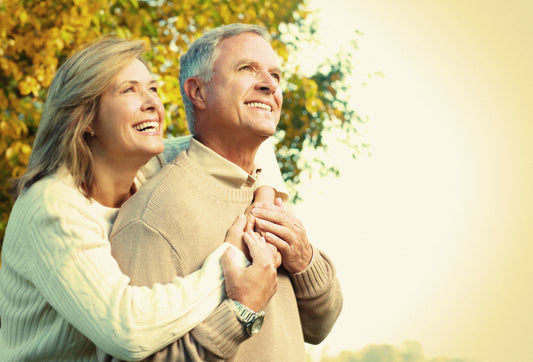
[0,0,364,246]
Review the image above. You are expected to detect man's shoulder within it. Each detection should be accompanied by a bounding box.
[111,152,194,234]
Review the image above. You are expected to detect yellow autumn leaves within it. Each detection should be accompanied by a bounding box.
[0,0,359,243]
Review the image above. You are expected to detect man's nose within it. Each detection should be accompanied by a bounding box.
[257,70,278,94]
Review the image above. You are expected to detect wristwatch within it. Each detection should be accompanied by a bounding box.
[230,299,265,336]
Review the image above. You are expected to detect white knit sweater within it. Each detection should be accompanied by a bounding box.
[0,137,287,362]
[0,136,286,361]
[0,164,231,361]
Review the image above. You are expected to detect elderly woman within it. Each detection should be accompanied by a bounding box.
[0,38,282,361]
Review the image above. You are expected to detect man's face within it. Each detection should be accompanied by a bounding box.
[202,32,283,142]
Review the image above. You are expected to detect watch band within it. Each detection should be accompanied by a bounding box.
[232,300,257,323]
[229,299,265,336]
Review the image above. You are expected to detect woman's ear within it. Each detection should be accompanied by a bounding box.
[86,126,95,137]
[183,77,207,110]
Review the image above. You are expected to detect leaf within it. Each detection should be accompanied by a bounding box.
[17,76,40,96]
[0,0,363,243]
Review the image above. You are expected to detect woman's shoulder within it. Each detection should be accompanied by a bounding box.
[17,168,88,213]
[5,169,91,242]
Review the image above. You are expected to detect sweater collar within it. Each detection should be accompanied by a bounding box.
[187,137,261,189]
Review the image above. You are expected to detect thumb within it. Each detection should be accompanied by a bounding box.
[226,214,246,239]
[232,214,247,231]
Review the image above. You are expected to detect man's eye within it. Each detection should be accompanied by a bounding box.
[271,73,281,81]
[150,86,159,93]
[240,65,252,71]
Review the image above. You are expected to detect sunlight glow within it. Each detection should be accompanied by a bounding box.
[295,1,533,361]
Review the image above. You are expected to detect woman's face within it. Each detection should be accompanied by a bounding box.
[91,58,165,169]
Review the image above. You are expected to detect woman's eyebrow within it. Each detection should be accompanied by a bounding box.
[114,79,158,89]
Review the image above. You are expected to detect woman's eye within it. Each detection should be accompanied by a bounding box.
[150,87,158,93]
[271,73,281,81]
[240,65,252,71]
[123,87,134,93]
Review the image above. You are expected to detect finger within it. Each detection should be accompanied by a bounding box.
[274,252,282,268]
[241,231,261,257]
[245,215,255,233]
[255,218,292,244]
[243,232,273,265]
[224,214,250,254]
[252,205,294,228]
[266,243,282,268]
[227,214,247,236]
[264,231,290,256]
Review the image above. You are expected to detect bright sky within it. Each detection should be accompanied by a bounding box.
[292,1,533,361]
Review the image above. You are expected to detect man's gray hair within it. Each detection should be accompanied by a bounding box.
[179,23,271,135]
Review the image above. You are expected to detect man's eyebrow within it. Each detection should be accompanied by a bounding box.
[236,59,281,73]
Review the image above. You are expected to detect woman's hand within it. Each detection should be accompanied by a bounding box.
[227,211,282,268]
[221,229,278,312]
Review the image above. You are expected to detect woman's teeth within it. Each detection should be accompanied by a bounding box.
[133,121,158,133]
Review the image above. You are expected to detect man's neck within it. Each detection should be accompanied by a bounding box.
[193,135,262,174]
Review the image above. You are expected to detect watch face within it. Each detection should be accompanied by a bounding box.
[247,313,265,335]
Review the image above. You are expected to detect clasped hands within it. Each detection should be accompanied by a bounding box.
[221,199,313,312]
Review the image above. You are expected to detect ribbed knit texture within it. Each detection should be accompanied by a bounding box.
[0,167,230,361]
[106,151,343,361]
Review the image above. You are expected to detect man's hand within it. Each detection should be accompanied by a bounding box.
[225,214,281,267]
[252,198,313,274]
[224,215,250,259]
[221,231,278,312]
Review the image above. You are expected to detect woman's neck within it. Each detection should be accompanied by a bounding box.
[90,160,139,208]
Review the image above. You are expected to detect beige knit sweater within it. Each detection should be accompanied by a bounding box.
[107,150,343,361]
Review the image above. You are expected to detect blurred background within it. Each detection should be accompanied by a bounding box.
[1,0,532,361]
[295,1,533,361]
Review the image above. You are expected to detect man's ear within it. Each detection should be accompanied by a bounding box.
[184,77,207,110]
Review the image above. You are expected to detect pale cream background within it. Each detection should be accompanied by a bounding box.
[293,1,533,361]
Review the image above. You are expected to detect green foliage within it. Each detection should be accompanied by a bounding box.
[0,0,362,246]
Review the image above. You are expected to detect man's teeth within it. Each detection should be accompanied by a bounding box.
[133,121,159,132]
[246,102,271,111]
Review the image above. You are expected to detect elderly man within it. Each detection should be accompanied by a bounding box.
[108,23,342,361]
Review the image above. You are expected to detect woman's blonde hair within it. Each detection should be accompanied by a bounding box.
[12,38,147,198]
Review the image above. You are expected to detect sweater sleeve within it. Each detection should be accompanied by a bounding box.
[24,181,228,361]
[289,246,343,344]
[129,300,249,361]
[254,137,290,202]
